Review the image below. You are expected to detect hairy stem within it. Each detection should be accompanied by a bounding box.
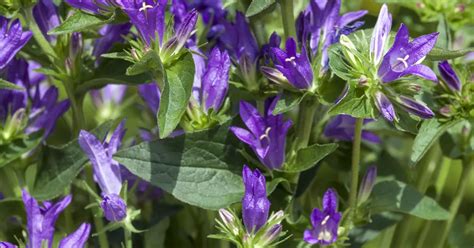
[124,227,133,248]
[437,155,474,247]
[279,0,296,40]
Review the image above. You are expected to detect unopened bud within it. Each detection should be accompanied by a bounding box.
[261,66,288,86]
[259,224,282,246]
[70,32,83,59]
[218,209,239,235]
[358,166,377,204]
[439,106,452,117]
[358,75,368,86]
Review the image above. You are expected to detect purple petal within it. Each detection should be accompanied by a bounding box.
[202,47,231,111]
[0,242,17,248]
[398,96,434,119]
[399,64,438,82]
[100,194,127,222]
[438,61,461,91]
[374,91,396,122]
[138,83,160,113]
[239,101,266,136]
[93,24,132,59]
[0,18,32,70]
[322,188,338,213]
[242,165,270,233]
[78,130,122,195]
[58,223,91,248]
[370,4,392,64]
[33,0,60,42]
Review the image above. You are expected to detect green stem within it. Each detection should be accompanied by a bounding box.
[347,118,363,221]
[22,8,57,60]
[85,167,109,248]
[279,0,296,40]
[294,99,318,150]
[124,227,133,248]
[437,155,474,248]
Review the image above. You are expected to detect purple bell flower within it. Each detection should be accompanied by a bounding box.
[370,4,392,65]
[324,115,380,144]
[378,24,438,83]
[58,223,91,248]
[33,0,60,42]
[22,190,72,248]
[270,37,313,89]
[120,0,167,45]
[358,166,377,204]
[438,61,461,92]
[0,59,70,138]
[297,0,367,70]
[242,165,270,233]
[304,188,342,246]
[0,17,32,70]
[200,47,231,111]
[79,121,128,222]
[230,97,292,170]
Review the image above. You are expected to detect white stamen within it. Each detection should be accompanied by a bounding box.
[396,54,410,69]
[285,56,296,62]
[318,229,333,242]
[321,215,331,225]
[139,2,153,12]
[259,127,272,141]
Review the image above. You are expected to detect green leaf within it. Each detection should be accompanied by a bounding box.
[48,11,109,35]
[126,50,163,76]
[273,92,305,115]
[114,122,245,210]
[77,58,152,95]
[284,143,338,173]
[410,118,463,165]
[246,0,276,17]
[436,15,451,50]
[328,91,375,119]
[0,78,23,91]
[31,121,114,200]
[158,53,195,138]
[371,180,449,220]
[426,47,474,61]
[328,44,352,81]
[0,132,43,168]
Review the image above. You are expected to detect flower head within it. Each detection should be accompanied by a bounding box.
[297,0,367,71]
[79,121,128,222]
[304,188,342,245]
[22,189,72,248]
[378,24,438,83]
[199,47,231,111]
[230,97,292,170]
[0,17,32,70]
[120,0,167,45]
[242,165,270,233]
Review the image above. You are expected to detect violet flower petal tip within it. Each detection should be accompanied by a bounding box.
[58,223,91,248]
[438,60,461,91]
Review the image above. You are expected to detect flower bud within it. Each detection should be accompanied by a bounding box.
[101,194,127,222]
[438,61,461,92]
[374,91,397,122]
[358,166,377,204]
[261,66,289,86]
[397,96,434,119]
[439,106,452,117]
[218,209,239,236]
[259,224,282,246]
[70,32,83,59]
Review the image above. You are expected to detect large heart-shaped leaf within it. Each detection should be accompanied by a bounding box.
[114,122,245,210]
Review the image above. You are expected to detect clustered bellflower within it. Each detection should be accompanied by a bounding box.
[230,97,292,170]
[0,190,90,248]
[304,188,342,246]
[79,121,128,222]
[242,165,270,233]
[337,4,438,121]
